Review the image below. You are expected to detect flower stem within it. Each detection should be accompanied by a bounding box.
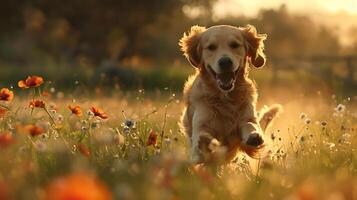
[32,88,36,99]
[160,106,168,150]
[44,107,56,125]
[0,104,10,110]
[159,97,174,150]
[37,87,42,97]
[256,157,261,178]
[121,110,127,119]
[88,119,94,162]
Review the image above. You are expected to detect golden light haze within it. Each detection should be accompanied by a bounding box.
[214,0,357,47]
[214,0,357,17]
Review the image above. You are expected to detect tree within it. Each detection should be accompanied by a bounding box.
[15,0,216,65]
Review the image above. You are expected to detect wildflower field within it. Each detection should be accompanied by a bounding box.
[0,76,356,200]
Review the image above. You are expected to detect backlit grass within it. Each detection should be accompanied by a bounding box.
[0,76,356,200]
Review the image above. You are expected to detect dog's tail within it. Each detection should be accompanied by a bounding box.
[258,104,283,132]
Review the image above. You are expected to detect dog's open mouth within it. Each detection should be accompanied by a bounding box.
[208,65,237,92]
[216,72,236,91]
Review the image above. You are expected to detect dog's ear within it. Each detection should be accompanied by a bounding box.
[179,25,206,68]
[242,25,267,68]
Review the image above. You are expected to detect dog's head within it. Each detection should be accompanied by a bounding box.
[179,25,266,92]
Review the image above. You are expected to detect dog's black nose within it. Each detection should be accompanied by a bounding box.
[218,57,233,71]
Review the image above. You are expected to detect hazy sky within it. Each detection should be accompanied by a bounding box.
[213,0,357,46]
[214,0,357,17]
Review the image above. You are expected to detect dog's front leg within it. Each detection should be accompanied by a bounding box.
[190,106,220,163]
[191,130,217,164]
[240,103,264,148]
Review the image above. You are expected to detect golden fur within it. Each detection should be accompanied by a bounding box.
[179,25,280,164]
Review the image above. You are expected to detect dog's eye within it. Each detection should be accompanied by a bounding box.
[207,44,217,51]
[230,42,240,49]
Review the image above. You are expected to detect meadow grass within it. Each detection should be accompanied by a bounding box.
[0,80,356,200]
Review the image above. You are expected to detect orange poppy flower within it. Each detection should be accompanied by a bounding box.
[68,105,82,117]
[29,100,46,108]
[90,106,108,119]
[43,173,113,200]
[0,132,14,148]
[0,108,7,118]
[77,143,90,157]
[0,88,14,102]
[146,130,158,146]
[18,75,44,89]
[25,125,45,137]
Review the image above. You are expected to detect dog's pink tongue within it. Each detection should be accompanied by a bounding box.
[216,72,235,85]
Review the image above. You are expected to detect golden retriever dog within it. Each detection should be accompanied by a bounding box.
[179,25,281,164]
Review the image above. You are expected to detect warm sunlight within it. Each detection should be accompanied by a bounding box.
[214,0,357,46]
[214,0,357,17]
[0,1,357,199]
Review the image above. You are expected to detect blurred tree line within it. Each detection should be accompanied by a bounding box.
[0,1,356,91]
[0,1,353,67]
[0,0,216,68]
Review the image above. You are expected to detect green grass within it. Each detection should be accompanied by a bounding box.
[0,83,356,200]
[0,62,193,93]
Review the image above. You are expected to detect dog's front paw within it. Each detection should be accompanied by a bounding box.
[246,133,264,147]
